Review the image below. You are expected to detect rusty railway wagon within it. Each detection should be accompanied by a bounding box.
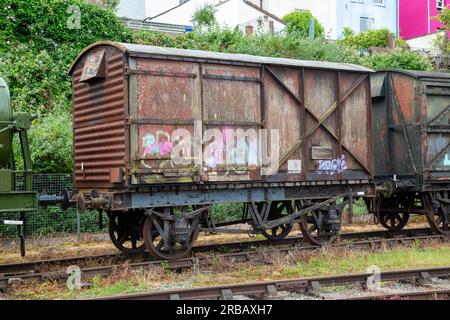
[69,41,375,259]
[371,70,450,235]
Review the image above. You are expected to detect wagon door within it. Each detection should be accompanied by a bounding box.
[129,58,202,184]
[201,63,262,182]
[424,79,450,181]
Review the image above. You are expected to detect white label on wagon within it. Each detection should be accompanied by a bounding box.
[2,220,23,225]
[288,160,302,174]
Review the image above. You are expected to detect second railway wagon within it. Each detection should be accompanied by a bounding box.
[371,70,450,234]
[69,41,375,259]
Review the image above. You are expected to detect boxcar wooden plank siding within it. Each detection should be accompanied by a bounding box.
[69,41,374,191]
[371,70,450,190]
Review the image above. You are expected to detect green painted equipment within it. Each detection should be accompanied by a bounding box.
[0,77,37,256]
[0,77,13,168]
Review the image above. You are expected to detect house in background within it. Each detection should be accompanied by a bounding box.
[399,0,448,40]
[149,0,286,34]
[246,0,398,39]
[116,0,181,20]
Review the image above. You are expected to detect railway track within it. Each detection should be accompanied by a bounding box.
[0,230,445,289]
[90,266,450,300]
[0,227,435,276]
[341,288,450,300]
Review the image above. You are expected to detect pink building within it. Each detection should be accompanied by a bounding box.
[400,0,448,39]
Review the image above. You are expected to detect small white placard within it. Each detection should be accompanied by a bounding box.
[2,220,23,225]
[288,160,302,174]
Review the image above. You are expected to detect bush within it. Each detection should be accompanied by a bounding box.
[192,4,217,27]
[0,0,132,172]
[363,50,433,71]
[0,43,74,116]
[28,110,73,173]
[0,0,130,52]
[283,11,324,38]
[210,203,244,223]
[134,28,362,65]
[338,29,391,49]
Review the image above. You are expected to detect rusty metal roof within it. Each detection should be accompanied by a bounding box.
[378,69,450,79]
[69,41,374,74]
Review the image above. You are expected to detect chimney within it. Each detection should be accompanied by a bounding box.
[386,35,396,49]
[246,25,254,35]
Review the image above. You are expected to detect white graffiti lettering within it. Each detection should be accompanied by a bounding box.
[318,154,347,175]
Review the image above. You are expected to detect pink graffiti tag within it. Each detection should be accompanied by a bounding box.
[142,132,173,157]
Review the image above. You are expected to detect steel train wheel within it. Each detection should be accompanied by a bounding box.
[261,201,294,241]
[298,201,341,246]
[379,212,410,231]
[143,207,200,260]
[426,209,449,235]
[108,212,146,255]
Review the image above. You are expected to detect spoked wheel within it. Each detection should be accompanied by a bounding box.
[108,212,146,254]
[143,206,201,260]
[261,201,294,241]
[426,208,449,235]
[298,202,342,246]
[379,212,410,231]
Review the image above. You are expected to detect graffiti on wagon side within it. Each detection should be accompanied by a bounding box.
[140,121,280,175]
[317,154,347,175]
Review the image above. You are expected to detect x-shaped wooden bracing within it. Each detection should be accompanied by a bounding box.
[264,67,370,175]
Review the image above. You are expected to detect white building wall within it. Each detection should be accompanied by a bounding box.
[117,0,147,19]
[337,0,398,39]
[151,0,214,25]
[406,31,444,55]
[146,0,181,18]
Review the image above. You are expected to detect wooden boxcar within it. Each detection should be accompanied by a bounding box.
[371,69,450,234]
[69,41,375,259]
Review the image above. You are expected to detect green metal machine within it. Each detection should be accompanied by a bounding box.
[0,77,37,256]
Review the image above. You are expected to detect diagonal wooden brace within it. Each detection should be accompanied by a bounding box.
[265,67,369,174]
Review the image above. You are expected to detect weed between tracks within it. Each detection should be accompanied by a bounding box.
[1,239,449,300]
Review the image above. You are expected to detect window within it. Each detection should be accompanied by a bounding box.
[373,0,385,5]
[179,0,189,4]
[437,0,444,11]
[360,17,374,32]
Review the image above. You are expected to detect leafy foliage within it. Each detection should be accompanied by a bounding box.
[338,29,391,49]
[0,43,73,116]
[192,4,217,27]
[438,6,450,29]
[362,49,433,71]
[28,110,73,173]
[282,11,324,38]
[0,0,132,172]
[0,0,130,52]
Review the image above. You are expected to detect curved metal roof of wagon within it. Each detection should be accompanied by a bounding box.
[69,41,374,74]
[377,69,450,80]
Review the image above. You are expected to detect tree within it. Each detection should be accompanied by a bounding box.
[435,7,449,53]
[282,11,324,38]
[192,4,217,28]
[438,6,450,29]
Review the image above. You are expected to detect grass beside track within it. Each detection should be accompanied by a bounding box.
[2,240,449,300]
